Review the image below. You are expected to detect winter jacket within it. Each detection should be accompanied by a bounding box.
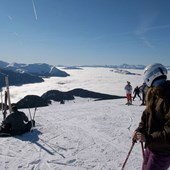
[124,84,132,94]
[133,87,140,95]
[136,80,170,154]
[139,83,148,95]
[3,110,29,134]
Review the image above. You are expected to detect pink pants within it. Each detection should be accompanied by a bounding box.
[142,148,170,170]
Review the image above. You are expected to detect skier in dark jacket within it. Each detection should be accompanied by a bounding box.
[1,105,35,135]
[132,63,170,170]
[139,83,148,105]
[133,86,141,101]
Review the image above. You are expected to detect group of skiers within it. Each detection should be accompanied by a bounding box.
[124,81,148,105]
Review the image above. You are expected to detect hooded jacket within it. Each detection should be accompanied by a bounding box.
[3,110,29,134]
[136,80,170,154]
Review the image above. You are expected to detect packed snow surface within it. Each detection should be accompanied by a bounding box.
[0,67,170,170]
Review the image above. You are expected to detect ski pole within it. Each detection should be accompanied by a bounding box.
[30,107,37,131]
[26,103,34,132]
[121,140,136,170]
[33,107,37,120]
[28,106,32,120]
[141,141,145,159]
[26,102,33,121]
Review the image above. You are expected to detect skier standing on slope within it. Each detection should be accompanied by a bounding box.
[124,81,133,105]
[133,86,141,101]
[139,83,148,106]
[132,63,170,170]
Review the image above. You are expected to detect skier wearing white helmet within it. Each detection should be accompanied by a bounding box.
[132,63,170,170]
[143,63,167,87]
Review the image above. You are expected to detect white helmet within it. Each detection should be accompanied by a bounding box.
[144,63,167,87]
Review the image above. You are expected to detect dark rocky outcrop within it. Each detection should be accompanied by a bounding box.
[41,88,125,102]
[15,95,51,109]
[41,90,75,102]
[68,88,124,100]
[9,89,125,109]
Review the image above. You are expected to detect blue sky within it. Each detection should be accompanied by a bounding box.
[0,0,170,66]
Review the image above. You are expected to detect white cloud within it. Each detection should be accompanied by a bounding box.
[32,0,38,20]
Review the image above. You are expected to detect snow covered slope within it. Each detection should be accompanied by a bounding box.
[0,98,145,170]
[0,67,170,170]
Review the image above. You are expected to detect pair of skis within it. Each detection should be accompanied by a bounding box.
[2,76,12,121]
[0,76,12,137]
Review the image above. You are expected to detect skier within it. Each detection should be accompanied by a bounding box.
[133,86,141,101]
[0,105,35,136]
[124,81,133,105]
[139,83,148,105]
[132,63,170,170]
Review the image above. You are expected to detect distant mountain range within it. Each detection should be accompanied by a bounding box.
[0,68,44,88]
[0,60,70,77]
[0,60,70,88]
[76,64,146,69]
[0,60,169,88]
[61,64,170,70]
[110,68,141,75]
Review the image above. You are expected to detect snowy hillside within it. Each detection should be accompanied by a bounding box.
[0,98,145,170]
[0,67,170,170]
[0,60,70,77]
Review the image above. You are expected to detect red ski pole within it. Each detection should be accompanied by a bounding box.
[121,140,136,170]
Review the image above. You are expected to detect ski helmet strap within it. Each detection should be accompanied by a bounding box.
[158,67,164,75]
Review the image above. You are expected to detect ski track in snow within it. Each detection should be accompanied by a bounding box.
[0,98,151,170]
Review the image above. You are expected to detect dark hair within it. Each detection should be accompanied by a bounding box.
[12,105,18,111]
